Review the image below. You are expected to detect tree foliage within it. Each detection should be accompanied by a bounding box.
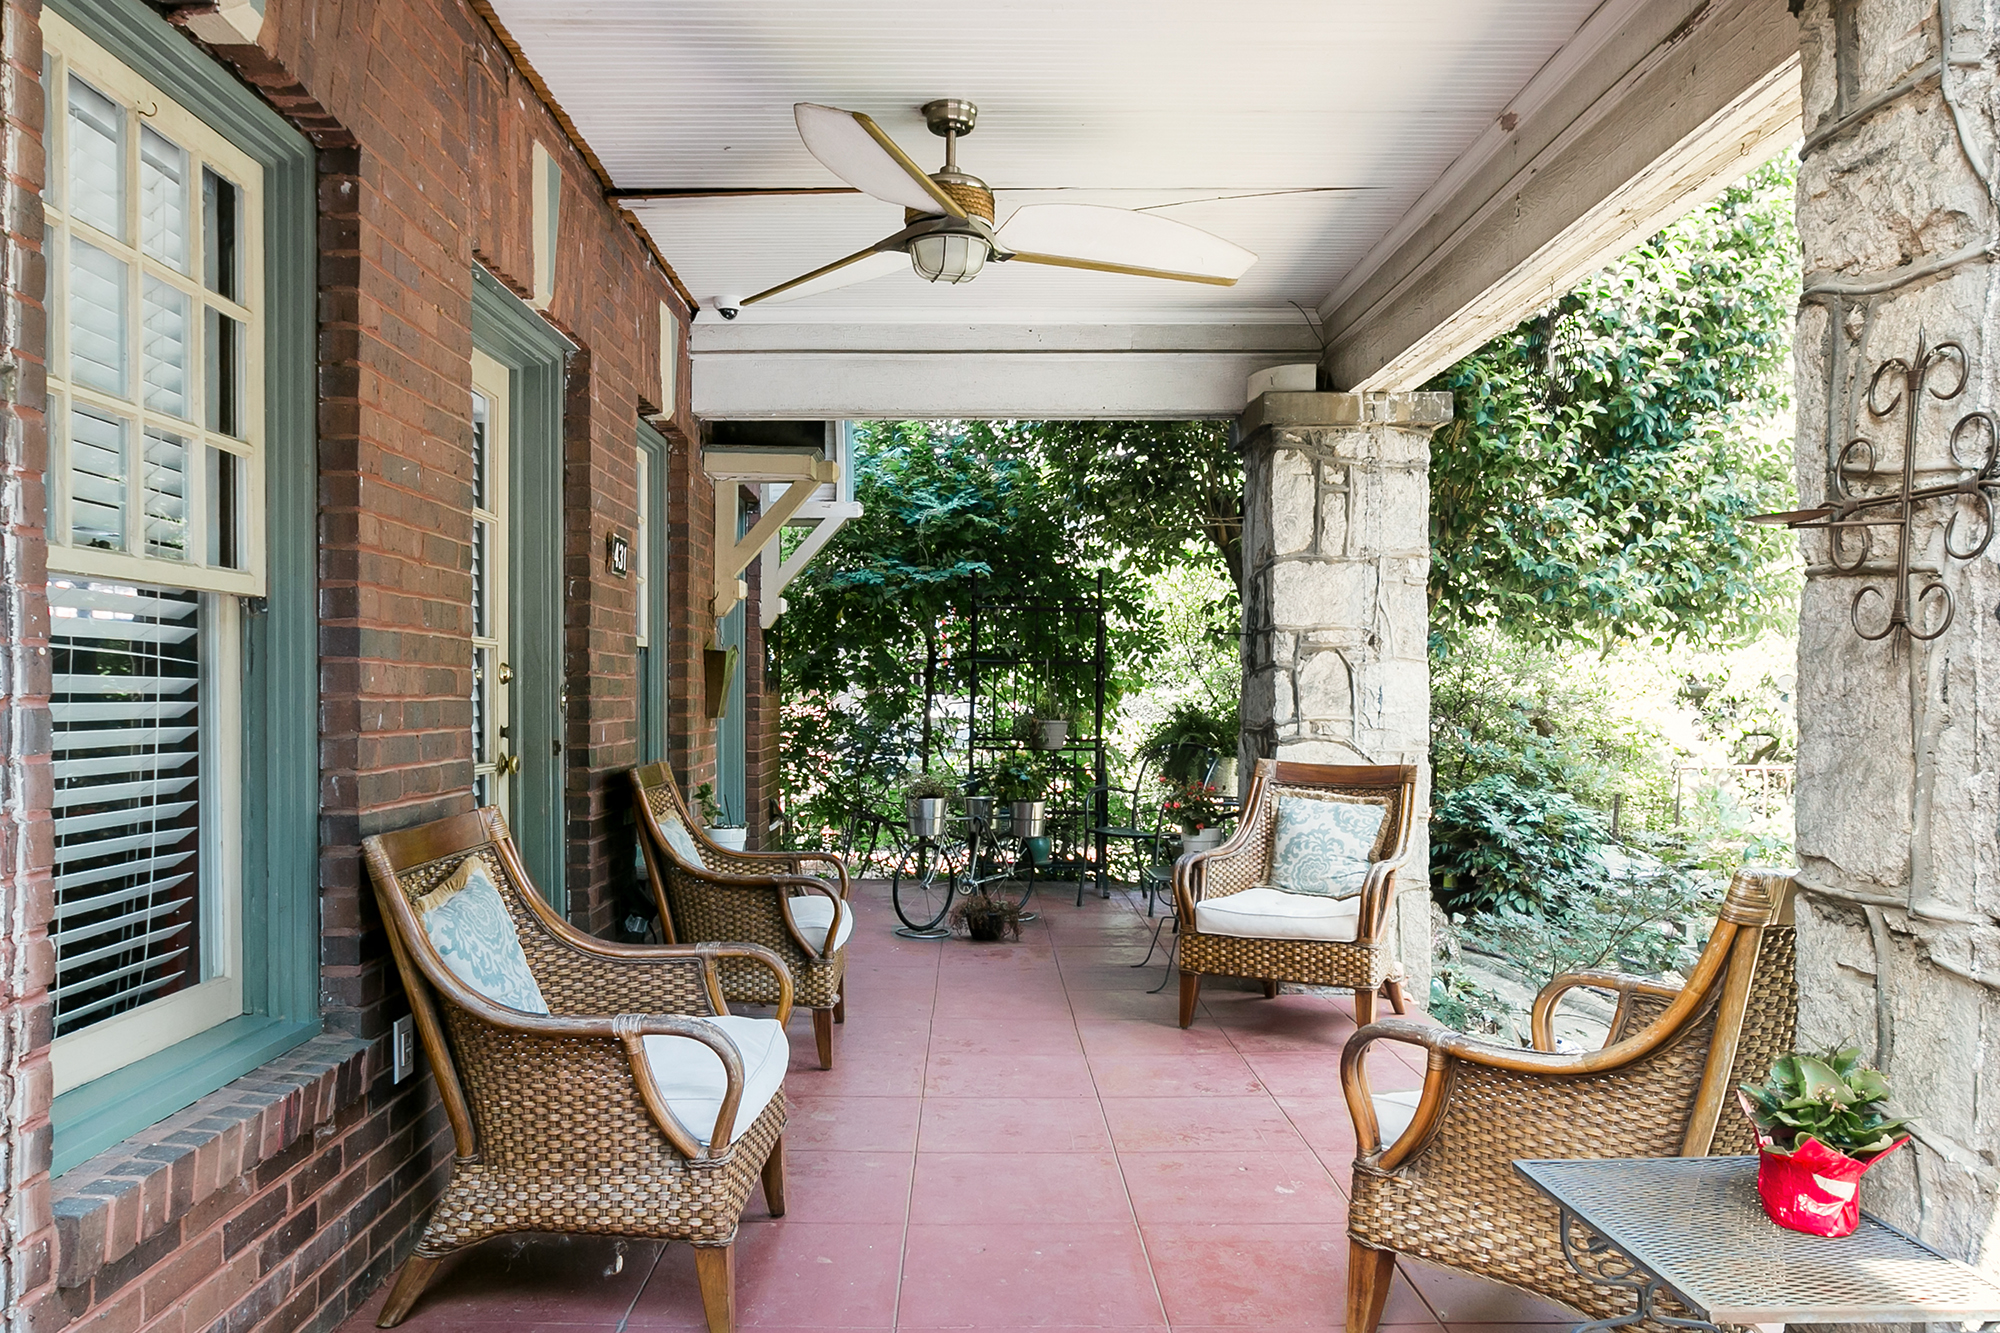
[1025,421,1242,590]
[1427,158,1801,650]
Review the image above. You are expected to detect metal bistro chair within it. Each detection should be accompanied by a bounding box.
[631,762,853,1068]
[363,808,791,1333]
[1341,868,1801,1333]
[1173,758,1418,1027]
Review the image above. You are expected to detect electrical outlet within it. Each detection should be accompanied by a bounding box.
[392,1015,415,1084]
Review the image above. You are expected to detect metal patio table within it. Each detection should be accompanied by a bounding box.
[1513,1156,2000,1333]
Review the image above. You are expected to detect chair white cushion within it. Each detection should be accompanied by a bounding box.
[1194,885,1363,942]
[641,1014,788,1146]
[786,893,852,955]
[1373,1088,1422,1145]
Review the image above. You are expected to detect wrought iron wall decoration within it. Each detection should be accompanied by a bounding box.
[1754,329,2000,641]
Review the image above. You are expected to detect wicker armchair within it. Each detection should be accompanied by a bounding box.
[364,808,792,1333]
[1341,868,1800,1333]
[1172,759,1418,1028]
[631,762,852,1068]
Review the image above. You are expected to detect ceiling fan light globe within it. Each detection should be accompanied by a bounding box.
[909,232,987,284]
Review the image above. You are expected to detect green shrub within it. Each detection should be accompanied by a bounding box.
[1430,774,1613,916]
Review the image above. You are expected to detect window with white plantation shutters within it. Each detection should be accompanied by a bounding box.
[43,13,256,1096]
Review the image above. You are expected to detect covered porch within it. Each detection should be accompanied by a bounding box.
[344,876,1559,1333]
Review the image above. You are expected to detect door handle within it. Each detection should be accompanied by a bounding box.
[496,752,521,776]
[498,661,514,685]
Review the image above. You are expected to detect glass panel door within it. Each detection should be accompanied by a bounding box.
[470,351,513,817]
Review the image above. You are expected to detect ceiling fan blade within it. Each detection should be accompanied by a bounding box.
[744,246,909,306]
[995,204,1256,285]
[794,104,966,219]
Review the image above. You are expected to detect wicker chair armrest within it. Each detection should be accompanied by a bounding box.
[705,844,850,892]
[778,878,846,962]
[1341,1016,1630,1162]
[613,1011,769,1159]
[1530,970,1684,1051]
[663,866,839,962]
[1172,824,1265,921]
[536,939,794,1025]
[1353,852,1408,944]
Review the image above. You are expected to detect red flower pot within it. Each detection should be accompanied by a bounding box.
[1752,1134,1908,1237]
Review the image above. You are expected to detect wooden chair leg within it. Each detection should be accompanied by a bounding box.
[1353,985,1377,1028]
[1178,970,1201,1028]
[1262,978,1280,998]
[812,1006,834,1069]
[376,1254,443,1328]
[833,978,846,1024]
[693,1243,736,1333]
[1346,1241,1397,1333]
[1383,977,1408,1014]
[761,1134,787,1217]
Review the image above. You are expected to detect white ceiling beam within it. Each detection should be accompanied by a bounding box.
[692,348,1316,420]
[1319,0,1801,392]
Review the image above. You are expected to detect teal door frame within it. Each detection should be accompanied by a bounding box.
[471,269,570,908]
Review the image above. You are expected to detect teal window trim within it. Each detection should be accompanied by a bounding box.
[47,0,319,1177]
[637,419,670,765]
[471,268,572,911]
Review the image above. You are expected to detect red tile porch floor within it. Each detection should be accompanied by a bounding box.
[344,877,1571,1332]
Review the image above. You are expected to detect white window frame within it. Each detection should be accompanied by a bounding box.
[43,9,266,600]
[44,12,263,1095]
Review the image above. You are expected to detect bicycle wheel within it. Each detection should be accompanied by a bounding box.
[968,830,1034,912]
[892,838,964,932]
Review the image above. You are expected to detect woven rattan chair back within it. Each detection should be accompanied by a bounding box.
[1341,867,1800,1333]
[362,807,792,1332]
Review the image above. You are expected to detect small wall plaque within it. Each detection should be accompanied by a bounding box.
[607,529,631,578]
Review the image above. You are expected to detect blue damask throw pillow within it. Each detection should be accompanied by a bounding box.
[420,860,550,1014]
[1266,796,1387,899]
[657,811,707,866]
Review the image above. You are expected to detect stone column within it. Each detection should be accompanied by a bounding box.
[1792,0,2000,1267]
[1238,391,1451,1002]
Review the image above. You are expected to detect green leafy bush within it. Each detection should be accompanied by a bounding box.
[1430,775,1614,916]
[1140,699,1237,783]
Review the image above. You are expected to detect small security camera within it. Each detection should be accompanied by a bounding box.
[712,295,743,320]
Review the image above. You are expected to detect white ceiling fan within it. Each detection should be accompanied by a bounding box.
[723,99,1257,313]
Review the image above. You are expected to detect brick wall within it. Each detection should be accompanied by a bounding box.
[4,0,722,1330]
[0,1,58,1328]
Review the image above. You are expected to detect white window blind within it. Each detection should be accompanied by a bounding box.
[49,579,202,1037]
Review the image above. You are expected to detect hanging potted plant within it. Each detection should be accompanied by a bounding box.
[950,891,1024,943]
[903,773,957,837]
[987,754,1047,838]
[1027,692,1078,750]
[692,782,748,851]
[1737,1045,1912,1237]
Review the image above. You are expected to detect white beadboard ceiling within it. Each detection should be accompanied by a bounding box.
[485,0,1609,325]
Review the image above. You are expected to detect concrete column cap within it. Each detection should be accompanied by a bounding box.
[1241,390,1453,437]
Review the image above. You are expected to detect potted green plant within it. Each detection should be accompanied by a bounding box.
[692,782,748,851]
[986,754,1048,838]
[950,891,1024,943]
[1737,1045,1912,1237]
[1160,775,1229,853]
[903,772,957,837]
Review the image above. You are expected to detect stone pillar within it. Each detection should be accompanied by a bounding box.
[1238,390,1451,1002]
[1792,0,2000,1268]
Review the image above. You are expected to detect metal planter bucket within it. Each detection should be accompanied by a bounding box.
[963,796,994,826]
[1034,719,1070,750]
[907,797,949,838]
[1009,800,1047,839]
